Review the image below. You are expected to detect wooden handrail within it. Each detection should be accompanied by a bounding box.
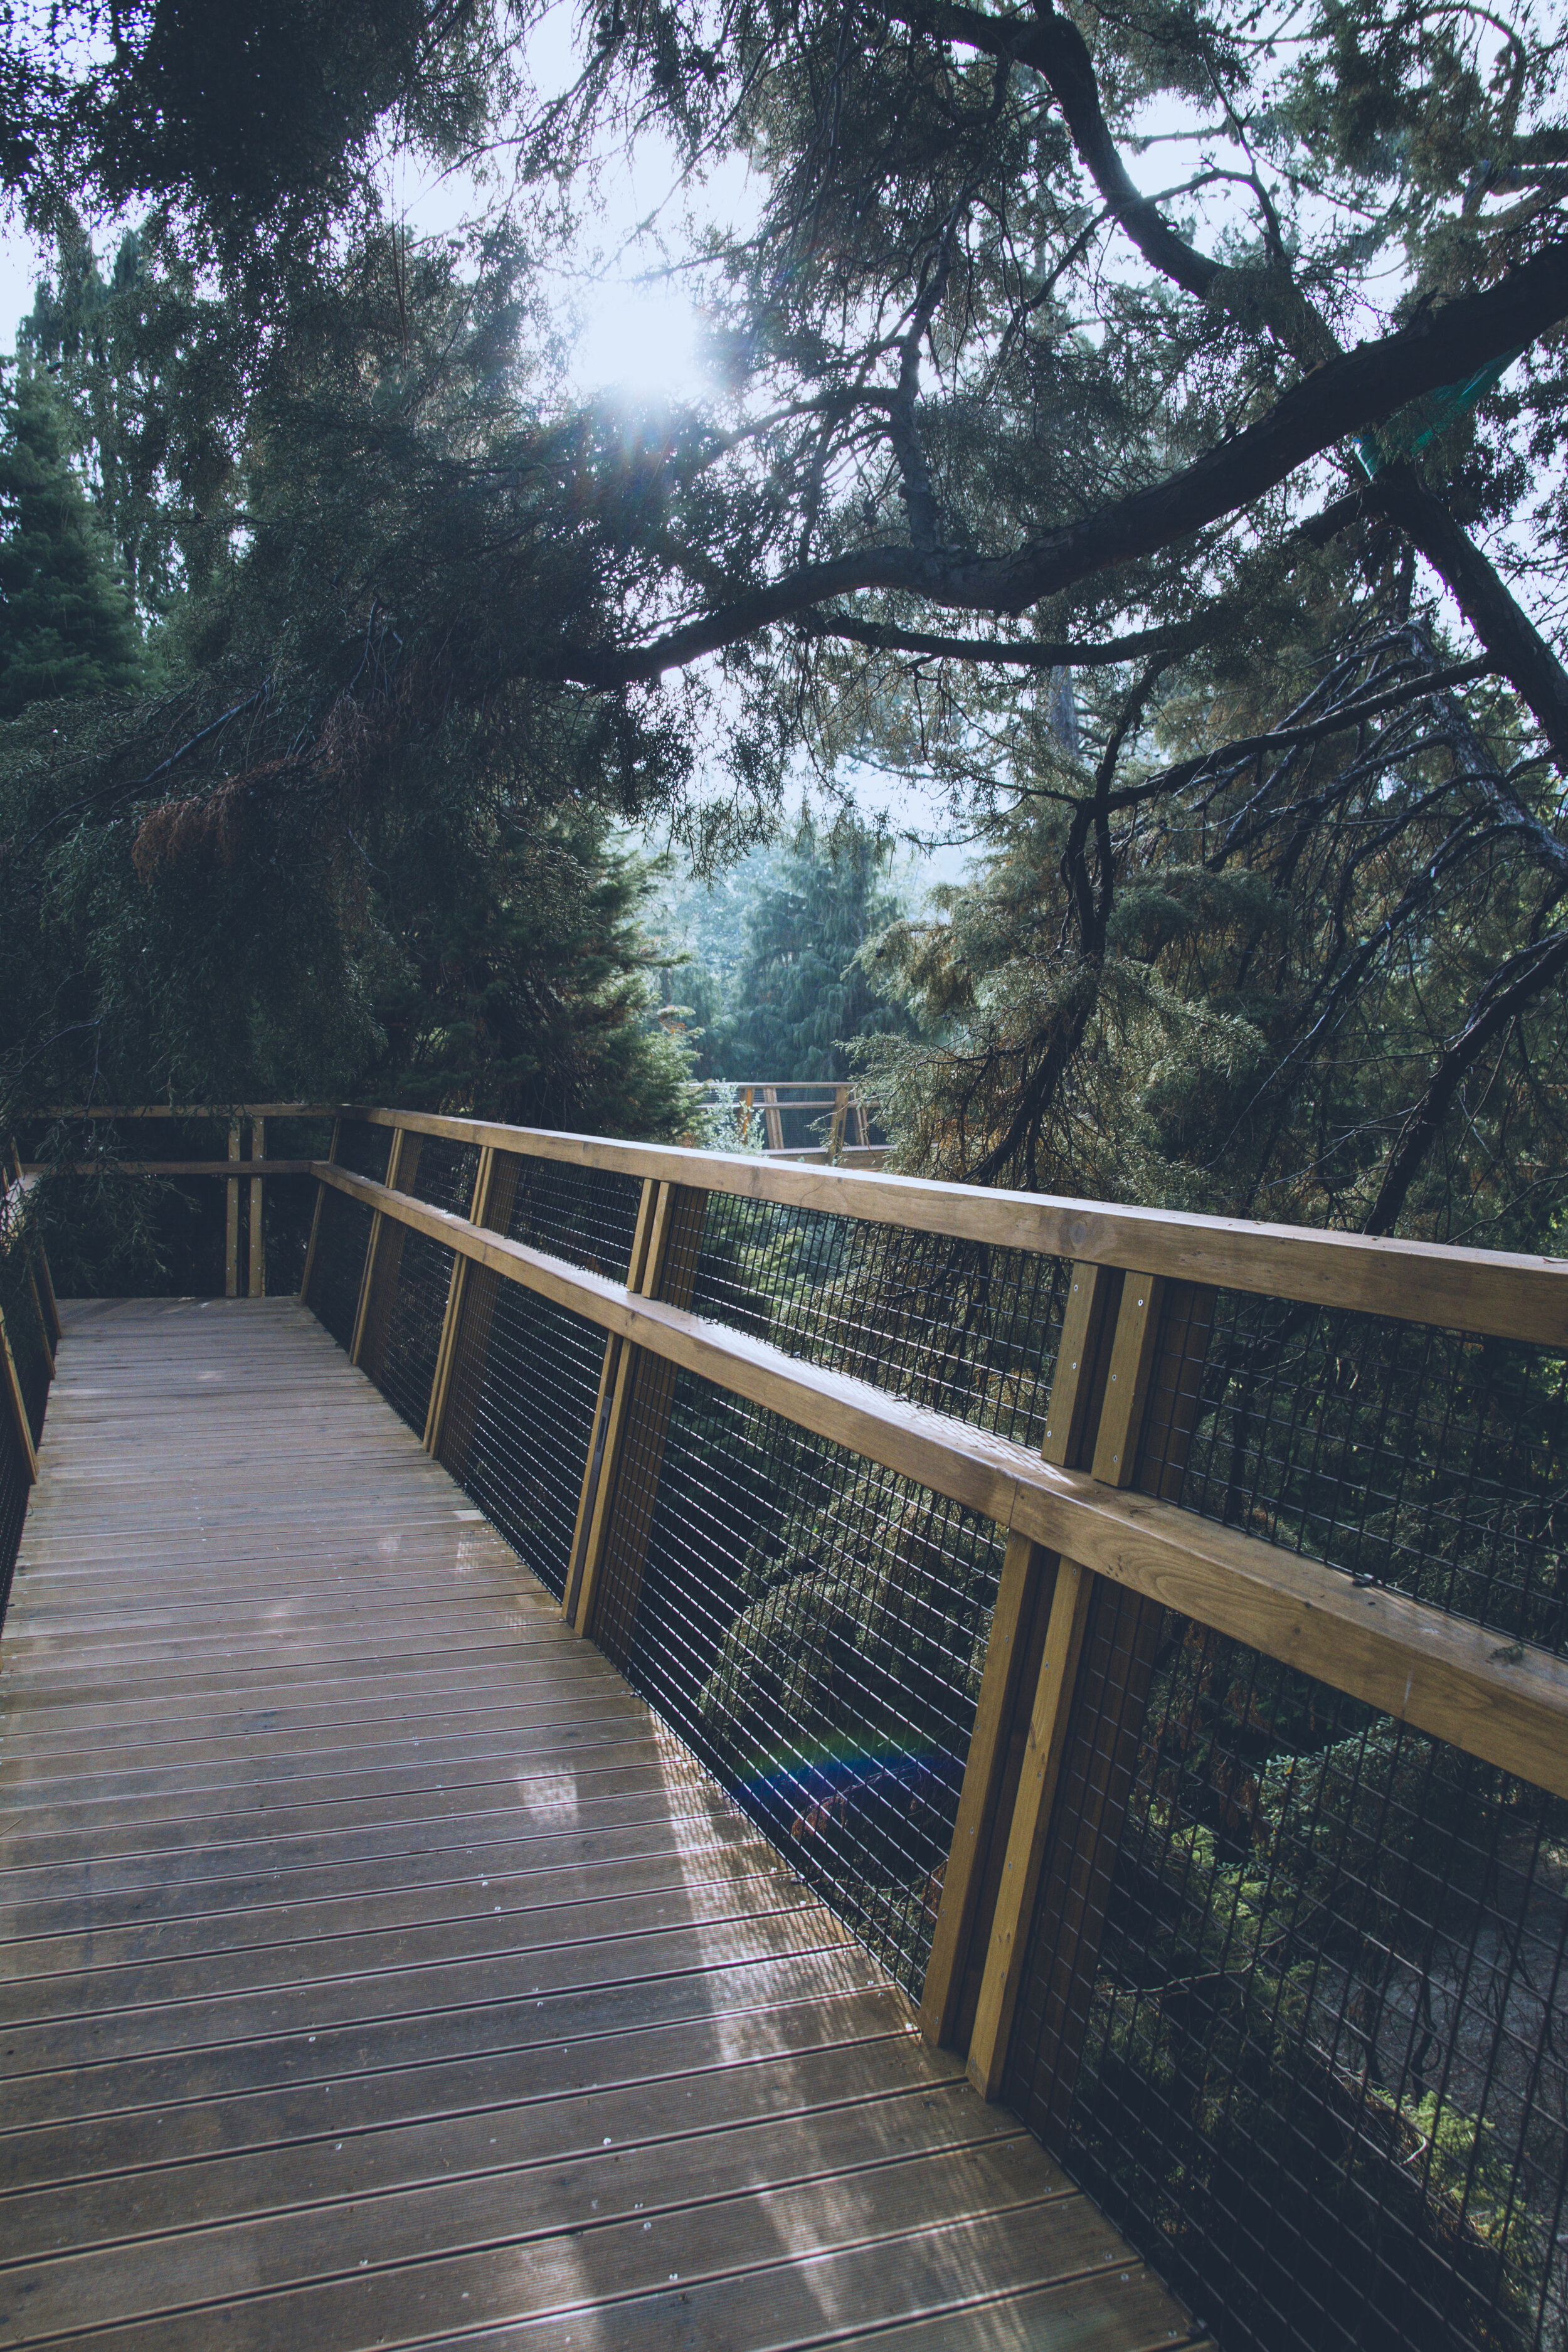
[318,1160,1568,1799]
[33,1103,335,1120]
[334,1108,1568,1344]
[19,1160,317,1178]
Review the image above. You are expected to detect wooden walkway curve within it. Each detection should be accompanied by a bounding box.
[0,1297,1200,2351]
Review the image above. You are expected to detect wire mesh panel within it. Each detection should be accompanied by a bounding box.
[397,1133,482,1219]
[0,1263,49,1446]
[438,1271,607,1599]
[1007,1587,1568,2352]
[0,1392,28,1631]
[499,1153,644,1274]
[1142,1288,1568,1655]
[305,1189,372,1350]
[691,1192,1073,1449]
[334,1116,393,1185]
[371,1228,457,1439]
[596,1363,1007,2000]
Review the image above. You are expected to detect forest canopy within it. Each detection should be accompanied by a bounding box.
[0,0,1564,1244]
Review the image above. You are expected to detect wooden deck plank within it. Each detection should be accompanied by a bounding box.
[0,1297,1197,2350]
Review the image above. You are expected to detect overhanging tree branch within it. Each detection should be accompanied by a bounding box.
[541,243,1568,687]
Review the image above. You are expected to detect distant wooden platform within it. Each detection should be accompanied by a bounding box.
[0,1297,1200,2351]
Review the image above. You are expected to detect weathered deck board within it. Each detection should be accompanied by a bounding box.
[0,1296,1200,2350]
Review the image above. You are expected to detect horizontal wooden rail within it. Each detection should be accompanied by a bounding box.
[318,1162,1568,1799]
[332,1110,1568,1344]
[34,1103,334,1120]
[20,1160,316,1179]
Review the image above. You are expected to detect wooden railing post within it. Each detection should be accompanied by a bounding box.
[299,1116,340,1303]
[561,1178,660,1628]
[225,1118,241,1298]
[431,1151,523,1481]
[8,1147,60,1350]
[567,1181,706,1649]
[351,1125,411,1368]
[961,1270,1217,2105]
[423,1147,494,1454]
[920,1261,1117,2055]
[248,1118,266,1298]
[0,1298,37,1483]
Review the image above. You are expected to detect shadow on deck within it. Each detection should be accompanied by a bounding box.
[0,1298,1197,2351]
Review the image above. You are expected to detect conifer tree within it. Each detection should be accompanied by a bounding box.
[0,368,142,717]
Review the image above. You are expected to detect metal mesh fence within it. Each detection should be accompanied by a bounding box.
[691,1192,1073,1449]
[335,1116,393,1184]
[306,1189,371,1350]
[0,1261,49,1446]
[1007,1582,1568,2352]
[595,1362,1005,2000]
[0,1389,28,1633]
[438,1273,608,1600]
[396,1133,481,1219]
[372,1227,455,1439]
[1141,1288,1568,1656]
[499,1153,643,1274]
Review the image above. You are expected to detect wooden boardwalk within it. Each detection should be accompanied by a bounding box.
[0,1297,1199,2351]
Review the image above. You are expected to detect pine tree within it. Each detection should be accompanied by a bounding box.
[720,815,910,1083]
[0,369,143,718]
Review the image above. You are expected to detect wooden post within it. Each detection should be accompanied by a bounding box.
[299,1116,340,1303]
[964,1273,1217,2111]
[8,1147,60,1348]
[921,1261,1118,2053]
[248,1118,266,1298]
[561,1178,660,1628]
[225,1119,241,1298]
[423,1147,494,1454]
[829,1086,849,1160]
[433,1151,523,1481]
[351,1126,409,1367]
[570,1182,706,1652]
[761,1084,784,1152]
[0,1302,37,1483]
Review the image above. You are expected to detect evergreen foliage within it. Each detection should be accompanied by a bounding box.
[711,813,912,1081]
[0,366,142,716]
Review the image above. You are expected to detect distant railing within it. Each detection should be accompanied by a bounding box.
[699,1078,886,1162]
[11,1101,1568,2352]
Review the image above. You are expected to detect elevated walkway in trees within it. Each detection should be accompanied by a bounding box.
[0,1297,1193,2350]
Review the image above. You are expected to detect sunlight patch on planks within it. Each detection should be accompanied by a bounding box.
[0,1296,1203,2351]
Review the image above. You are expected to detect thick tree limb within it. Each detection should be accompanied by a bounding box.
[1370,469,1568,768]
[894,0,1568,765]
[544,245,1568,687]
[1364,927,1568,1236]
[803,610,1189,666]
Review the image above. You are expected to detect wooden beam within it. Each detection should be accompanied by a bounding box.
[314,1163,1568,1799]
[8,1147,60,1348]
[434,1152,523,1483]
[968,1273,1217,2106]
[0,1305,38,1482]
[919,1527,1046,2047]
[225,1121,241,1300]
[332,1108,1568,1343]
[354,1131,420,1384]
[562,1177,660,1628]
[248,1118,266,1299]
[21,1160,316,1178]
[575,1182,706,1653]
[349,1129,409,1367]
[36,1101,336,1118]
[299,1118,340,1304]
[423,1148,493,1455]
[965,1554,1096,2099]
[921,1261,1117,2049]
[1089,1274,1163,1486]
